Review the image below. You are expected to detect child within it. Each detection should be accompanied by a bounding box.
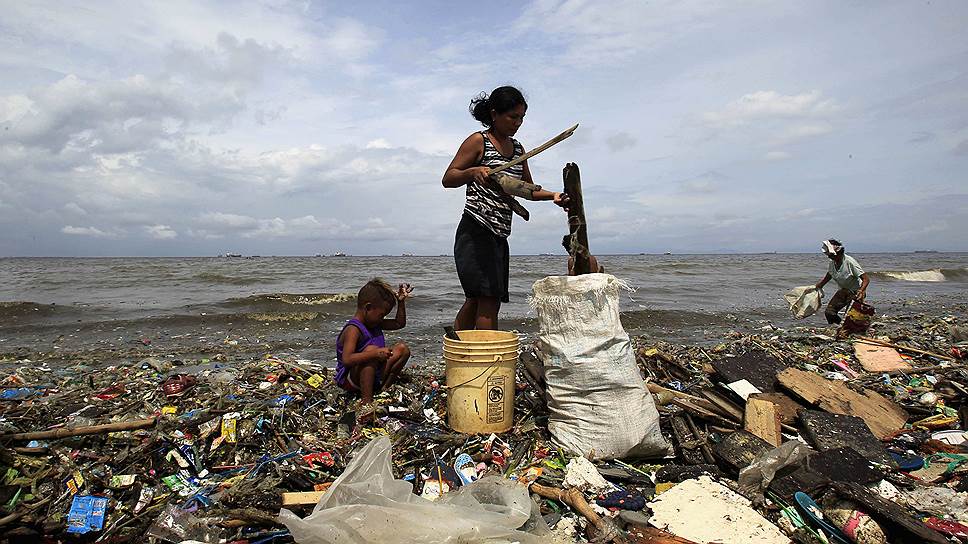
[562,235,604,275]
[334,279,412,405]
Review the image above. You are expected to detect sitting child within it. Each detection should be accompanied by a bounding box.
[562,235,604,275]
[334,279,412,405]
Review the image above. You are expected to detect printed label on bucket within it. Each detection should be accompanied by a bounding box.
[486,375,506,424]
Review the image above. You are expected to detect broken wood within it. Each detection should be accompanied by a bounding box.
[531,482,627,544]
[671,398,739,428]
[0,417,157,441]
[853,341,912,372]
[627,526,700,544]
[777,368,907,439]
[744,397,782,447]
[280,484,333,506]
[855,336,954,361]
[698,389,744,422]
[563,162,591,275]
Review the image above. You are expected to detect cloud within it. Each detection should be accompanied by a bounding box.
[61,225,119,238]
[954,138,968,156]
[144,224,177,239]
[605,131,637,152]
[764,151,792,160]
[702,90,840,129]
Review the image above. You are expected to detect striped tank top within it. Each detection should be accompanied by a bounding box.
[463,131,524,238]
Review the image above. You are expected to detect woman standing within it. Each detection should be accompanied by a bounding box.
[442,86,568,330]
[815,239,870,324]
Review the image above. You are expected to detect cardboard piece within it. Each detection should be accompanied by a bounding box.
[798,410,896,468]
[768,446,883,501]
[777,368,907,439]
[854,342,912,372]
[648,475,791,544]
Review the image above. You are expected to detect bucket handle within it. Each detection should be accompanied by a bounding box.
[445,354,504,390]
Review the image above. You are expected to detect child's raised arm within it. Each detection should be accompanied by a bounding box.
[381,283,413,330]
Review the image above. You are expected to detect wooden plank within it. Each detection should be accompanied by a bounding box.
[563,162,590,275]
[853,342,911,372]
[748,392,803,425]
[744,397,782,447]
[281,491,326,506]
[777,368,907,439]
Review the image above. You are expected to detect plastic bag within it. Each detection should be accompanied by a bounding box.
[738,441,813,497]
[278,436,547,543]
[530,274,670,459]
[784,286,823,319]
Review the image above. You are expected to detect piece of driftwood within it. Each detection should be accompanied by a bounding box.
[627,526,700,544]
[777,368,907,439]
[563,162,591,275]
[712,430,774,474]
[0,417,157,441]
[744,397,782,447]
[531,482,626,544]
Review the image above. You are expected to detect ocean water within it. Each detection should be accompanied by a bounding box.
[1,253,966,365]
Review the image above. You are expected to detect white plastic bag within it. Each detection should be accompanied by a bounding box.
[531,274,670,459]
[278,436,547,543]
[784,285,823,319]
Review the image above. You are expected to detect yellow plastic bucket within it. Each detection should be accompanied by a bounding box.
[444,330,519,434]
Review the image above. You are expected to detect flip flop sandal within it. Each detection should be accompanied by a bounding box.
[454,453,478,485]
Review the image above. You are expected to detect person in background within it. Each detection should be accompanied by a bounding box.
[442,85,569,330]
[814,239,870,324]
[334,279,412,406]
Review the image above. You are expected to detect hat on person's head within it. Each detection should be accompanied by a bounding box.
[822,239,843,256]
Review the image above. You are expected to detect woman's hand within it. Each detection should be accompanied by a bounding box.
[396,283,414,301]
[854,289,866,303]
[467,166,491,186]
[553,192,570,211]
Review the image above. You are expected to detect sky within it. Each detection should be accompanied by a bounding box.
[1,0,966,256]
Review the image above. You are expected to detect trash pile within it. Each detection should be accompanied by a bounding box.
[0,302,966,543]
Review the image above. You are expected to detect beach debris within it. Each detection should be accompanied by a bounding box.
[777,368,907,439]
[0,292,963,543]
[647,475,791,544]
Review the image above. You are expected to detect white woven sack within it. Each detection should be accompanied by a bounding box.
[784,285,823,319]
[531,274,670,459]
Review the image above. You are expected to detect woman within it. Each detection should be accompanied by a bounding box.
[442,86,568,330]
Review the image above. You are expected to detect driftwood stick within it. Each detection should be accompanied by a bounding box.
[563,162,591,275]
[531,482,627,544]
[0,417,156,441]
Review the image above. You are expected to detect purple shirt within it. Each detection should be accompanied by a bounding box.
[334,318,386,386]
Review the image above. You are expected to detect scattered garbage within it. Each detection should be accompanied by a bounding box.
[0,287,964,543]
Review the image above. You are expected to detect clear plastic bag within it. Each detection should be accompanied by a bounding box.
[738,441,813,497]
[278,436,548,543]
[785,286,823,319]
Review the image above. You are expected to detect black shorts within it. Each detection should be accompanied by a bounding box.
[454,214,510,302]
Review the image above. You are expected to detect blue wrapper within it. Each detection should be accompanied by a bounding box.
[66,495,108,534]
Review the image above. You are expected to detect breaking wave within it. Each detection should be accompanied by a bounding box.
[225,292,355,308]
[872,268,968,282]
